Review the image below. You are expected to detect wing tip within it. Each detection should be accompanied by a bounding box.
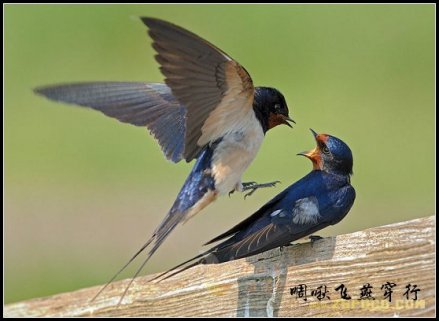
[33,84,73,102]
[139,16,152,26]
[140,16,170,29]
[33,85,47,96]
[33,85,60,101]
[203,234,226,246]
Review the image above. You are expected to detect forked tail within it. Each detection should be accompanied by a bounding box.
[91,144,217,304]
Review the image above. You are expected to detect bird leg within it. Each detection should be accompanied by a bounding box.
[228,181,280,198]
[241,181,281,199]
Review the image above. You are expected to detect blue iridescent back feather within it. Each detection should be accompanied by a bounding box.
[169,140,219,215]
[207,170,355,262]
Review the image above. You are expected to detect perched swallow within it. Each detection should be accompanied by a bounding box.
[34,17,294,302]
[154,129,355,281]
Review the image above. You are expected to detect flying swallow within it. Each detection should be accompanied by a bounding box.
[34,17,294,302]
[154,129,355,281]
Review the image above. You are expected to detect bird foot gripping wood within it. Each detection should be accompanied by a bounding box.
[309,235,323,247]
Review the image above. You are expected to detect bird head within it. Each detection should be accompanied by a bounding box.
[298,129,353,175]
[253,87,295,131]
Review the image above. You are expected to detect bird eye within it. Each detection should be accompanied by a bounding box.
[322,146,330,155]
[274,103,281,112]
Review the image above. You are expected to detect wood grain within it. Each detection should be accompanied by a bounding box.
[4,216,435,317]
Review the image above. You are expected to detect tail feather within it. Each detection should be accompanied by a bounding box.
[155,260,203,282]
[149,243,224,282]
[150,252,207,282]
[116,243,158,306]
[91,143,217,303]
[91,193,216,303]
[90,209,190,305]
[90,235,155,303]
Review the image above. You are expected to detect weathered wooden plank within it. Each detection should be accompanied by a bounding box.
[4,216,435,317]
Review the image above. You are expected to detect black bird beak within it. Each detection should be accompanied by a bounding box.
[282,116,296,128]
[310,128,318,139]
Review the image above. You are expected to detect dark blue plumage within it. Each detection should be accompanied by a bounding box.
[154,130,356,280]
[147,140,219,258]
[207,170,355,263]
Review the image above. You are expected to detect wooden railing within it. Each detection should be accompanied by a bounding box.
[4,216,435,317]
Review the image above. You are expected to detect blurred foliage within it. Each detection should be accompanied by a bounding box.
[4,4,435,304]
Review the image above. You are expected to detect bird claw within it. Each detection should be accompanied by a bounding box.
[241,181,257,189]
[230,182,257,197]
[280,242,294,252]
[243,189,257,199]
[242,181,281,199]
[309,235,323,247]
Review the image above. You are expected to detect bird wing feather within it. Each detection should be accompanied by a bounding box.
[34,82,185,162]
[142,17,255,161]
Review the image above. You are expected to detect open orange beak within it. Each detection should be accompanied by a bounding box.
[297,128,322,170]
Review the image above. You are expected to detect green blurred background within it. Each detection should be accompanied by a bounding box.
[4,4,435,304]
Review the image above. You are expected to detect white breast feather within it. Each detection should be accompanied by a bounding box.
[291,197,321,225]
[210,111,264,195]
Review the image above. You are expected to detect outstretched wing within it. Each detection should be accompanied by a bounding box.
[142,17,255,161]
[35,82,185,163]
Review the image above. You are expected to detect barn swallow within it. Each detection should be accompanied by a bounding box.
[34,17,294,302]
[154,129,355,281]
